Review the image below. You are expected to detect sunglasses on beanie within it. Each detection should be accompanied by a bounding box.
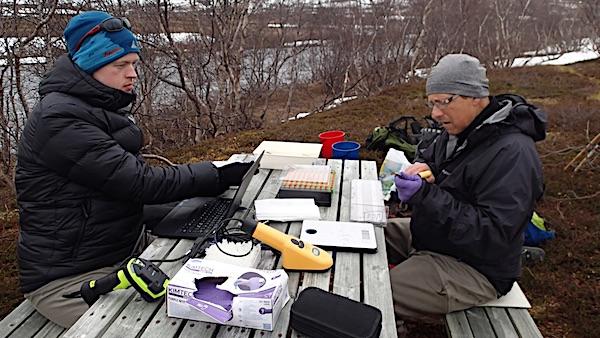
[73,17,132,53]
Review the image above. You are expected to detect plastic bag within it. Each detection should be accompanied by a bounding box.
[378,148,411,201]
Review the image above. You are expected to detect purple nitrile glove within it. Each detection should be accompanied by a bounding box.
[394,172,423,202]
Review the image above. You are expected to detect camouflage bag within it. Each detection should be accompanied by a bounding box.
[365,116,440,161]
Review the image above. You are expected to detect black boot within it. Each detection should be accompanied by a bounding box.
[521,246,545,266]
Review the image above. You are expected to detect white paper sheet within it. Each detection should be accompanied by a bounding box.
[254,198,321,222]
[480,282,531,308]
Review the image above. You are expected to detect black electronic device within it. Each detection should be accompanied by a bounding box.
[151,152,263,240]
[78,258,169,306]
[290,287,382,338]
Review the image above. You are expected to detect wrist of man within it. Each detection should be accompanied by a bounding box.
[188,162,224,196]
[406,181,428,204]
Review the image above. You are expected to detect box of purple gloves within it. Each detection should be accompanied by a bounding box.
[167,259,290,331]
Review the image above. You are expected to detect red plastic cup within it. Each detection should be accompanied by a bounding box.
[319,130,345,158]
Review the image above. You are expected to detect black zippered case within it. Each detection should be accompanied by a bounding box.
[290,287,382,338]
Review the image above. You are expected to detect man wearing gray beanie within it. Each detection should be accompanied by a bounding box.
[384,54,547,335]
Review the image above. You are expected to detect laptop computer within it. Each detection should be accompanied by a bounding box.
[151,152,263,240]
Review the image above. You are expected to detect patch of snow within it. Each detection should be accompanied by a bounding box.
[268,23,298,28]
[324,95,357,110]
[1,36,65,56]
[512,49,599,67]
[140,32,212,44]
[0,56,47,66]
[283,40,323,47]
[282,95,358,123]
[412,68,428,78]
[284,111,312,122]
[512,39,599,67]
[413,39,599,78]
[171,32,212,43]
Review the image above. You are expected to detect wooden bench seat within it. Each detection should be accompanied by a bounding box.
[446,306,543,338]
[3,300,544,338]
[0,300,65,338]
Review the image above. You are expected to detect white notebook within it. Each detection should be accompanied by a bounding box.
[300,220,377,252]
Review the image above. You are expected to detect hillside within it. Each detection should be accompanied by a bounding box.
[1,59,599,337]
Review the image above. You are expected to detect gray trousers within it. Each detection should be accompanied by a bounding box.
[24,230,158,328]
[24,204,171,328]
[24,266,118,328]
[385,218,497,322]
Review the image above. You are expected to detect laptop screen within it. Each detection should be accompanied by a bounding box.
[225,151,264,218]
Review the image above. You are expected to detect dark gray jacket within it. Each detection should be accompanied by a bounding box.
[409,94,546,295]
[16,55,223,293]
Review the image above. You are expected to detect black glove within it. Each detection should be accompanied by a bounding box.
[218,161,255,189]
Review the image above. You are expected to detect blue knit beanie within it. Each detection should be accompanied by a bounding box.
[64,11,141,74]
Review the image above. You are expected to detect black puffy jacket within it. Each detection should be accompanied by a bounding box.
[16,55,223,293]
[409,94,546,295]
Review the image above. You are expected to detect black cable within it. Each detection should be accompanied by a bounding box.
[213,225,256,258]
[149,254,189,263]
[149,217,253,263]
[130,223,146,257]
[112,223,147,268]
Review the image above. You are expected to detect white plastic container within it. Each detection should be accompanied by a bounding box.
[253,141,322,170]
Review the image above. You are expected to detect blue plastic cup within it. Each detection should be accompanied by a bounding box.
[332,141,361,160]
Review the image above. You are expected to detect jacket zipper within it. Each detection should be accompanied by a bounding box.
[72,200,90,258]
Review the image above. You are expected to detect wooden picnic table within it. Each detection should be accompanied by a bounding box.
[1,155,543,338]
[58,156,398,338]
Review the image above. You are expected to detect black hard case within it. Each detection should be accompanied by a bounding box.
[290,287,382,338]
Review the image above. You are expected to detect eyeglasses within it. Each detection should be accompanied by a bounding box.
[72,17,132,54]
[426,94,460,109]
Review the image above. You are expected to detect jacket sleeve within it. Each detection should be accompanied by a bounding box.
[408,140,542,260]
[35,111,223,204]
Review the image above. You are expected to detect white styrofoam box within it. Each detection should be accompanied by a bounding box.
[253,141,322,170]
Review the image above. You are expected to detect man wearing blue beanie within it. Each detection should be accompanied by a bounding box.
[64,10,141,74]
[15,11,254,327]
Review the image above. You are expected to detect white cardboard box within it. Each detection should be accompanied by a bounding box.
[253,141,322,169]
[167,259,289,331]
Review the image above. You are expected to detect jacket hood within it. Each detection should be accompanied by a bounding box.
[492,94,547,142]
[38,54,135,111]
[450,94,547,157]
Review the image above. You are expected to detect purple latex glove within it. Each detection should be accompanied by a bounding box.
[394,172,423,202]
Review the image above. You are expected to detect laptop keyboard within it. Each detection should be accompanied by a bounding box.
[180,199,233,236]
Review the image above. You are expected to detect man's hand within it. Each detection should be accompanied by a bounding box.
[403,162,435,183]
[218,161,255,189]
[394,172,423,202]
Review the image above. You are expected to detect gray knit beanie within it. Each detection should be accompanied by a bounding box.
[426,54,489,97]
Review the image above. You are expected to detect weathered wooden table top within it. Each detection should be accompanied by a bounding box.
[58,156,398,338]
